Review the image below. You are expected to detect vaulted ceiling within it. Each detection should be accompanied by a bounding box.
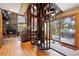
[19,3,29,15]
[0,3,79,16]
[0,3,29,15]
[56,3,79,11]
[0,3,21,13]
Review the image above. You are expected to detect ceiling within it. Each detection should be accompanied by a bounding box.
[19,3,29,15]
[56,3,79,11]
[0,3,21,13]
[0,3,29,15]
[0,3,79,15]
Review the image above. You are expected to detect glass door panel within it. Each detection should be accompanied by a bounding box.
[50,20,60,42]
[60,17,75,45]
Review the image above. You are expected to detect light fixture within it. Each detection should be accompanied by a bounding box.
[6,21,9,24]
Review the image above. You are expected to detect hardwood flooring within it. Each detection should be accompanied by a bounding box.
[0,37,48,56]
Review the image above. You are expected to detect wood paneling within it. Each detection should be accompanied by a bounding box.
[75,13,79,49]
[0,10,2,48]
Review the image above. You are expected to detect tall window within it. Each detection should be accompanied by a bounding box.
[50,16,75,46]
[60,17,75,45]
[18,15,27,32]
[50,20,60,41]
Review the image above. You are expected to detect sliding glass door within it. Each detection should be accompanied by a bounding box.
[50,16,75,46]
[60,17,75,45]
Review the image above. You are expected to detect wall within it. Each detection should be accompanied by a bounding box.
[0,10,2,48]
[75,13,79,49]
[9,12,18,32]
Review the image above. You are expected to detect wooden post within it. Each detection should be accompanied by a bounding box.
[0,10,2,48]
[37,4,43,48]
[75,13,79,49]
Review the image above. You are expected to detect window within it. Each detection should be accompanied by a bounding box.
[18,15,27,32]
[18,16,26,23]
[50,20,60,41]
[60,17,75,45]
[50,16,75,46]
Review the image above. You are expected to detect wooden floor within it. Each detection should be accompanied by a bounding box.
[0,36,49,56]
